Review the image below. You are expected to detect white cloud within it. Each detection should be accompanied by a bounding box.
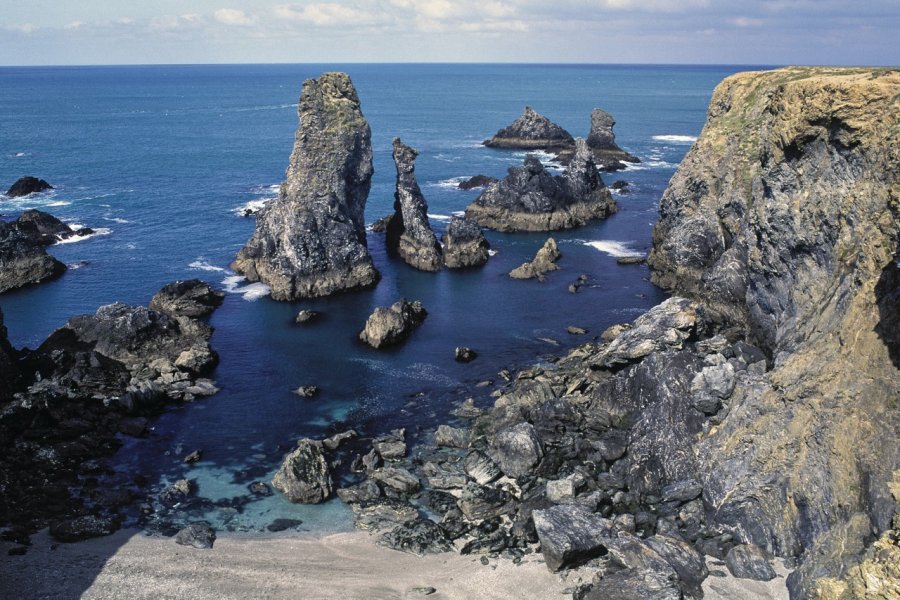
[149,14,207,31]
[730,16,765,27]
[214,8,258,26]
[273,3,385,27]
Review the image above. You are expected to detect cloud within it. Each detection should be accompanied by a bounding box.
[149,14,206,31]
[214,8,258,26]
[730,16,765,27]
[273,3,388,27]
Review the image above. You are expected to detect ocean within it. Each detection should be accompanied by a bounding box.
[0,63,761,533]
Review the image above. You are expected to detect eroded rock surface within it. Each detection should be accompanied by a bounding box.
[385,138,442,272]
[272,439,333,504]
[359,299,427,349]
[509,238,560,280]
[466,139,616,232]
[442,217,490,269]
[232,72,379,299]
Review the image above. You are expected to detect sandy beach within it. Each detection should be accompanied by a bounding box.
[0,528,791,600]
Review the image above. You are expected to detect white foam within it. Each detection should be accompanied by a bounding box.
[488,249,498,256]
[189,260,226,273]
[452,211,465,217]
[623,160,677,171]
[653,135,697,143]
[233,198,272,217]
[222,274,271,301]
[104,217,130,224]
[47,201,71,207]
[427,213,452,221]
[429,176,468,190]
[14,152,26,157]
[584,240,644,258]
[54,227,112,244]
[513,149,564,170]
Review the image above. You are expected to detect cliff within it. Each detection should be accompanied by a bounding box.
[648,67,900,597]
[232,72,379,300]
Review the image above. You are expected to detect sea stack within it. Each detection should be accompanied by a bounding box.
[585,108,640,170]
[232,72,379,300]
[465,138,617,232]
[483,106,574,151]
[385,138,442,272]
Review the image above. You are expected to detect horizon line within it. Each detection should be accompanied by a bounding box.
[0,61,803,69]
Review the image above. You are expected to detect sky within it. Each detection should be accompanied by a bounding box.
[1,0,898,66]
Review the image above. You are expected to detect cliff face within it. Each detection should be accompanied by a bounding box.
[648,67,899,597]
[232,72,379,300]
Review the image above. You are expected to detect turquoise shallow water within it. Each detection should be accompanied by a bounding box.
[0,64,765,532]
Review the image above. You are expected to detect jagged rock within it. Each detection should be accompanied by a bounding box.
[660,479,703,504]
[6,176,53,198]
[232,72,379,299]
[532,505,616,571]
[690,361,735,415]
[463,450,501,485]
[369,215,393,233]
[385,138,442,272]
[457,482,516,521]
[458,175,498,190]
[295,310,320,324]
[483,106,574,150]
[617,255,646,265]
[248,482,273,497]
[490,422,544,478]
[174,522,216,549]
[378,518,453,555]
[359,299,427,349]
[442,217,490,269]
[371,466,420,495]
[434,425,471,448]
[725,543,776,581]
[271,439,333,504]
[546,477,578,503]
[594,297,697,367]
[337,479,382,504]
[373,429,407,459]
[585,108,640,170]
[351,498,419,531]
[15,209,79,244]
[454,346,478,362]
[49,515,120,543]
[509,238,560,280]
[466,140,617,232]
[322,429,357,450]
[149,280,224,318]
[183,450,202,464]
[0,215,67,293]
[567,326,587,335]
[160,479,195,507]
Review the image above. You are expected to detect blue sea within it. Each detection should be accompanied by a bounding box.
[0,64,760,533]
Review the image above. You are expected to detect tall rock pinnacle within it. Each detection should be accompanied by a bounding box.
[232,72,379,300]
[385,138,442,272]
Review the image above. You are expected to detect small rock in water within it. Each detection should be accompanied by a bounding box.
[616,255,646,265]
[458,175,497,190]
[373,429,407,459]
[248,481,273,497]
[454,346,478,362]
[295,310,321,324]
[323,429,358,451]
[566,326,587,335]
[183,450,202,464]
[6,176,53,198]
[293,386,319,398]
[175,522,216,549]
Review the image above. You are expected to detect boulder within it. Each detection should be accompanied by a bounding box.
[378,518,453,555]
[442,217,490,269]
[149,280,224,318]
[271,439,333,503]
[359,299,427,349]
[6,176,53,198]
[594,297,697,367]
[490,422,544,478]
[532,505,615,571]
[371,466,420,495]
[295,310,320,324]
[434,425,471,448]
[458,175,498,190]
[463,450,501,485]
[351,498,419,531]
[232,72,379,299]
[483,106,574,150]
[373,429,407,459]
[385,138,442,272]
[454,346,478,362]
[509,238,560,281]
[725,543,776,581]
[466,139,616,232]
[457,482,516,521]
[49,515,120,543]
[175,522,216,549]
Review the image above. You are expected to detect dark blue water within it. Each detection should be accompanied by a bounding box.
[0,64,755,532]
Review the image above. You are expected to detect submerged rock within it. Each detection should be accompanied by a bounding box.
[232,72,379,299]
[6,176,53,198]
[271,439,333,504]
[149,279,224,318]
[359,299,427,349]
[509,238,560,281]
[466,140,616,232]
[483,106,574,150]
[385,138,442,272]
[441,217,490,269]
